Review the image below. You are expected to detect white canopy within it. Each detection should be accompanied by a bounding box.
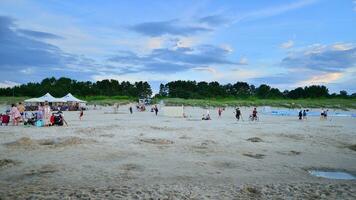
[60,93,86,103]
[38,93,66,102]
[24,97,42,103]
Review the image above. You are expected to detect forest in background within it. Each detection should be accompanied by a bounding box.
[0,77,355,99]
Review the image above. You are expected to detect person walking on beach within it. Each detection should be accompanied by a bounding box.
[10,104,21,125]
[154,105,158,116]
[218,108,223,117]
[303,110,307,120]
[235,107,242,121]
[298,110,303,120]
[250,107,258,121]
[79,108,84,120]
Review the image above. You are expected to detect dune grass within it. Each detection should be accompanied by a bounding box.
[1,96,355,109]
[157,98,356,110]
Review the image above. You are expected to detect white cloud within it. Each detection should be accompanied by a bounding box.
[238,57,248,65]
[234,0,318,23]
[0,81,20,88]
[332,43,354,51]
[280,40,294,49]
[20,67,35,75]
[146,37,164,49]
[220,44,233,52]
[297,72,343,86]
[192,67,218,74]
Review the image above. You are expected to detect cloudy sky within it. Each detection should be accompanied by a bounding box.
[0,0,355,93]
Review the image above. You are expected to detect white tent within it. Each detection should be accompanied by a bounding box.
[60,93,86,103]
[38,93,66,102]
[24,98,42,103]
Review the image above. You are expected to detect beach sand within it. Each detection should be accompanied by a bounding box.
[0,106,355,199]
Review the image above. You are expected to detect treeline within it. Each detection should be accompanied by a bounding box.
[0,77,152,98]
[158,81,355,99]
[0,78,354,99]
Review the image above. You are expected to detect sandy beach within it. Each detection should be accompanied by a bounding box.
[1,106,355,199]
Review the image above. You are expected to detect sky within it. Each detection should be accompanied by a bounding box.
[0,0,355,94]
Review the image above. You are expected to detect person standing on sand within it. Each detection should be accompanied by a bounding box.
[218,108,222,117]
[10,104,21,126]
[79,108,84,120]
[303,110,307,120]
[235,107,242,121]
[154,105,159,116]
[298,110,303,120]
[43,101,51,126]
[17,102,25,119]
[250,107,258,121]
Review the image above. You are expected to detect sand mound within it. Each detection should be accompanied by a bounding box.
[5,137,96,149]
[24,164,59,177]
[120,163,143,172]
[0,159,20,169]
[247,137,263,142]
[277,150,301,156]
[5,137,37,148]
[243,153,265,159]
[179,135,191,140]
[348,144,356,151]
[99,134,115,138]
[241,185,262,197]
[212,161,239,169]
[139,138,174,145]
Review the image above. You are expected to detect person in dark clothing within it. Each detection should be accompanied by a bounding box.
[298,110,303,120]
[129,106,133,114]
[303,110,307,120]
[235,108,241,121]
[154,105,158,116]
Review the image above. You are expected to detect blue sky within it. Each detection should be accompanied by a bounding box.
[0,0,355,93]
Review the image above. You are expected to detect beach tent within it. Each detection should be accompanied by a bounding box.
[60,93,86,103]
[162,106,185,117]
[38,93,66,102]
[24,98,42,103]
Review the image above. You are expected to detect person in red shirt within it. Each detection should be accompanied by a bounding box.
[50,113,55,126]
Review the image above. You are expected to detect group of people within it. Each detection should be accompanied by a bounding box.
[202,107,259,121]
[298,109,309,120]
[0,101,73,127]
